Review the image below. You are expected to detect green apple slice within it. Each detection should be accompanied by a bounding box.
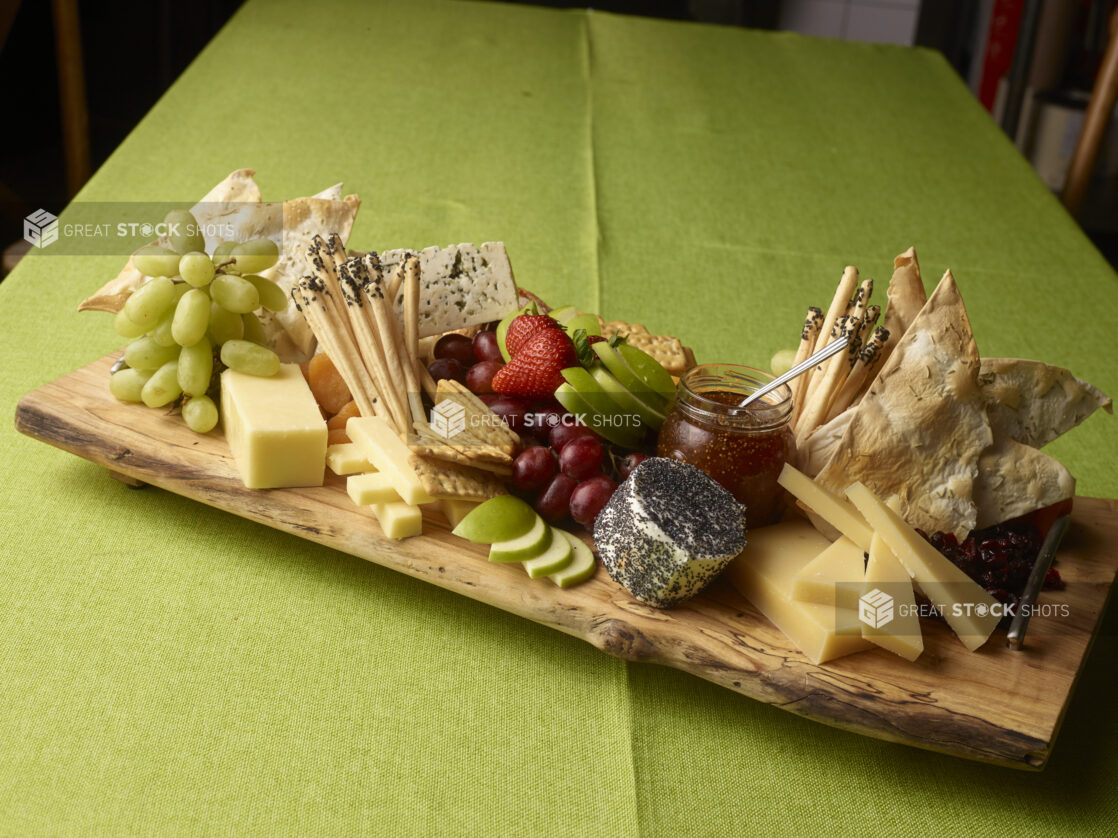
[564,312,601,336]
[616,343,677,403]
[548,305,578,324]
[553,383,643,449]
[489,516,551,562]
[522,526,573,578]
[589,365,666,430]
[452,494,538,544]
[591,343,670,411]
[548,530,597,587]
[495,304,530,362]
[560,367,622,418]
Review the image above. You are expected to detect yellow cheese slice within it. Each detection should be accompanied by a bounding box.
[440,499,480,528]
[347,416,435,506]
[347,472,400,506]
[778,464,872,551]
[220,364,327,489]
[724,521,871,665]
[791,536,864,610]
[861,534,924,662]
[846,482,1000,651]
[372,500,423,540]
[326,443,375,476]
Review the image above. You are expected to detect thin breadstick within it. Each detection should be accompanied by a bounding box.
[795,314,857,441]
[854,324,894,401]
[386,250,411,304]
[800,266,859,403]
[824,325,889,422]
[788,307,823,425]
[403,255,429,405]
[363,256,424,434]
[826,279,873,409]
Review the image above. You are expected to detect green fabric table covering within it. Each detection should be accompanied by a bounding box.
[2,0,1115,834]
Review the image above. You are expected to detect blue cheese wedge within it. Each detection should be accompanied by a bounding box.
[594,458,747,608]
[381,243,518,338]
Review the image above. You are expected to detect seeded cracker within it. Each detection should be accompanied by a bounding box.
[408,455,506,501]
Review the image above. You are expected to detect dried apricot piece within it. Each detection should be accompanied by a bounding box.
[328,428,350,446]
[307,353,352,415]
[327,400,360,430]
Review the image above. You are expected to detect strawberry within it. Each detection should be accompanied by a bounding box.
[506,308,563,357]
[492,328,578,398]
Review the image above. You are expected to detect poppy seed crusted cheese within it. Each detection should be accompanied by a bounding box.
[594,458,748,608]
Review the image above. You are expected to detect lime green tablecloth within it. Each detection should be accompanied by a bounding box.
[2,1,1116,834]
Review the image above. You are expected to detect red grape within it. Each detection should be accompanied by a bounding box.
[618,452,649,482]
[518,433,544,449]
[535,473,577,522]
[487,397,530,431]
[526,406,566,437]
[512,446,557,492]
[548,421,595,452]
[465,359,504,394]
[434,334,476,367]
[428,358,464,383]
[472,330,503,363]
[559,436,604,481]
[569,475,617,528]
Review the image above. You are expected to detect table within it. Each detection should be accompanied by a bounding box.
[2,1,1115,834]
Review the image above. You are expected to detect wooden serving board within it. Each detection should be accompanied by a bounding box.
[16,354,1118,770]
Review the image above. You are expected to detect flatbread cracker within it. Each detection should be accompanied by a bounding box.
[408,455,506,501]
[973,436,1075,529]
[978,358,1112,449]
[816,270,992,539]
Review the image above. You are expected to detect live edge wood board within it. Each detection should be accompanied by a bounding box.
[15,354,1118,770]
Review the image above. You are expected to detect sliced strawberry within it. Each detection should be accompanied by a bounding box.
[506,309,563,357]
[492,328,578,399]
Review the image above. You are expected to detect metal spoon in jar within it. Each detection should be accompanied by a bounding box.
[737,335,850,409]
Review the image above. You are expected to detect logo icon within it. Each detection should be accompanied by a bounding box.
[24,209,59,249]
[430,401,466,439]
[859,588,894,628]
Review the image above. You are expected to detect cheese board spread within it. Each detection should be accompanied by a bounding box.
[16,169,1116,770]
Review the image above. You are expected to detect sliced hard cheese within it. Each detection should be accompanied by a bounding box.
[347,472,399,506]
[778,464,872,552]
[326,443,375,476]
[724,521,870,665]
[846,482,1000,651]
[371,500,423,540]
[791,536,864,610]
[221,365,327,489]
[440,499,480,529]
[861,534,924,662]
[347,416,435,506]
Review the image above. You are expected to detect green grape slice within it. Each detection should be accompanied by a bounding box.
[220,339,279,377]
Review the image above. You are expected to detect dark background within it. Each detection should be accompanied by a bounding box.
[1,0,1114,275]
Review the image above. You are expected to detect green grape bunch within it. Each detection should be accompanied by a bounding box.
[108,208,286,433]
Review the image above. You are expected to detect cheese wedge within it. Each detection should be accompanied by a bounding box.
[326,443,375,476]
[861,534,923,661]
[347,416,435,506]
[371,500,423,540]
[791,536,865,610]
[846,482,1000,651]
[221,365,327,489]
[725,521,870,664]
[347,472,399,506]
[778,464,872,552]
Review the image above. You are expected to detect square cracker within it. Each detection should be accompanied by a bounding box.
[624,333,689,374]
[408,455,506,501]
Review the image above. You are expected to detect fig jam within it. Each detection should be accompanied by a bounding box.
[656,364,793,526]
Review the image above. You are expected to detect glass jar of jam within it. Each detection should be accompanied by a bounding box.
[656,364,793,526]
